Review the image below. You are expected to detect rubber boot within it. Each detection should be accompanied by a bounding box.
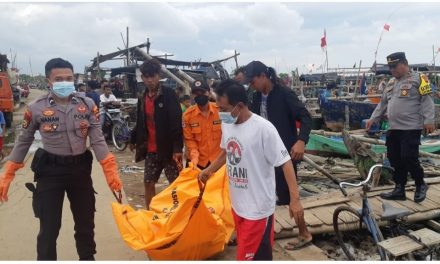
[414,183,428,203]
[380,184,406,200]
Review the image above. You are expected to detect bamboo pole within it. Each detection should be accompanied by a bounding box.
[302,154,343,186]
[306,94,382,102]
[134,47,191,92]
[351,135,440,159]
[310,130,440,159]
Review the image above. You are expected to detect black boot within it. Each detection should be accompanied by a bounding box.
[380,184,406,200]
[414,183,428,203]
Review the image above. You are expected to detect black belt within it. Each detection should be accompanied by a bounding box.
[45,150,91,165]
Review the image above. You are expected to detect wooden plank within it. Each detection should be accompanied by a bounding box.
[411,228,440,246]
[426,220,440,232]
[302,195,350,210]
[424,187,440,206]
[309,205,340,226]
[392,192,427,212]
[377,227,440,257]
[275,206,295,230]
[405,190,437,210]
[276,238,330,260]
[429,184,440,192]
[377,235,423,256]
[304,210,324,227]
[274,221,282,233]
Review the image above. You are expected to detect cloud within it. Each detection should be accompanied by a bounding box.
[1,2,440,77]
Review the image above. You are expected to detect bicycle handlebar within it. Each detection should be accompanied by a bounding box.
[339,164,394,196]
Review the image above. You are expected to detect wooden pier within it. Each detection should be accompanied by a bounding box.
[274,176,440,239]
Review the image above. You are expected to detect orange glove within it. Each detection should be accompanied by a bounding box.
[0,161,25,202]
[99,153,122,192]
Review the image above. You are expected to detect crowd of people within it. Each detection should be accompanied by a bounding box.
[0,51,435,261]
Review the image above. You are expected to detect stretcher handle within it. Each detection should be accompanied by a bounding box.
[112,190,123,204]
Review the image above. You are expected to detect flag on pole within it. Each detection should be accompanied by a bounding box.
[320,29,327,51]
[383,24,390,31]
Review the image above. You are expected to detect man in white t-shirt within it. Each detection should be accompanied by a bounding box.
[99,85,120,127]
[198,79,309,260]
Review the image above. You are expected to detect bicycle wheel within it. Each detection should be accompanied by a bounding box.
[112,121,128,151]
[333,206,364,260]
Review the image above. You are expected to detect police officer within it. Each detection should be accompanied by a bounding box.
[366,52,435,203]
[0,58,122,260]
[183,79,222,170]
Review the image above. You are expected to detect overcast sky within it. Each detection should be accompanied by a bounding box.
[1,2,440,76]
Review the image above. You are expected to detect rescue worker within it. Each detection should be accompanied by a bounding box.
[366,52,435,203]
[183,79,222,170]
[129,59,183,209]
[0,58,122,260]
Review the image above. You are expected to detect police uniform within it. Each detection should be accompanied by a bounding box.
[8,92,109,260]
[369,52,435,202]
[183,80,222,169]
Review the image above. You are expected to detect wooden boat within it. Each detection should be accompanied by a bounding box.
[306,132,440,156]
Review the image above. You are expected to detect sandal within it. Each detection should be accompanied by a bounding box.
[284,237,313,250]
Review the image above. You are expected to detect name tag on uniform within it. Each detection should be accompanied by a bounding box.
[190,123,199,127]
[213,120,222,125]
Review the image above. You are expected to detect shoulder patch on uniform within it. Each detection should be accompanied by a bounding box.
[419,73,432,95]
[190,123,199,127]
[22,107,32,129]
[92,105,99,121]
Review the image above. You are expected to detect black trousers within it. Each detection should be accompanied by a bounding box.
[275,159,298,205]
[386,130,425,186]
[33,150,96,260]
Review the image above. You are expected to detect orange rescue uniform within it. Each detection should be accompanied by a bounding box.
[183,102,222,168]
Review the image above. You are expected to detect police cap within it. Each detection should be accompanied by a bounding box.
[387,52,406,66]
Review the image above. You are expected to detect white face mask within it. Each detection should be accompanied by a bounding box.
[219,106,240,124]
[52,81,75,98]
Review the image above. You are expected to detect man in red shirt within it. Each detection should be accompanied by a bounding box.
[129,59,183,209]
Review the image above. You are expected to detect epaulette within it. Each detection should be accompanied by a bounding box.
[28,92,50,107]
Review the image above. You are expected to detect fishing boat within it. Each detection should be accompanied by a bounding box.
[306,131,440,156]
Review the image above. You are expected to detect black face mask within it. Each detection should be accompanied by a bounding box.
[194,95,209,106]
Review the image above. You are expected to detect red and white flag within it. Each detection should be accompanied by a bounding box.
[383,23,390,31]
[320,29,327,51]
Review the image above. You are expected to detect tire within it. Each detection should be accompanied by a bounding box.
[4,112,12,128]
[333,206,386,260]
[112,121,128,151]
[333,206,363,260]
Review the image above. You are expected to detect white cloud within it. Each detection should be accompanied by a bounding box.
[1,2,440,77]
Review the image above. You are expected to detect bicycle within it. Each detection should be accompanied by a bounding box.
[333,164,440,260]
[111,105,135,151]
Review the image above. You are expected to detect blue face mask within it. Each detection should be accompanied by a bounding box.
[52,81,75,98]
[219,106,240,124]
